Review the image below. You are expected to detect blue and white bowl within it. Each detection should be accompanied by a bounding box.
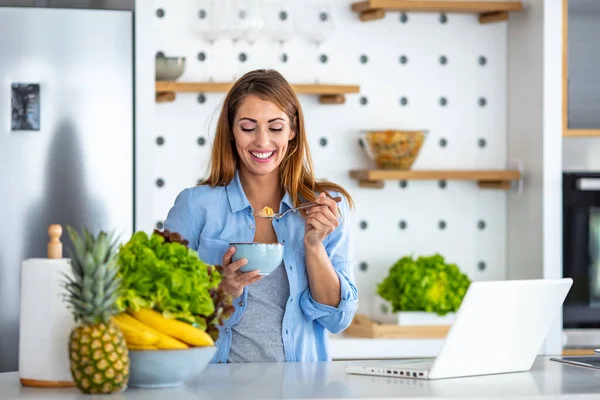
[128,346,216,389]
[230,242,284,276]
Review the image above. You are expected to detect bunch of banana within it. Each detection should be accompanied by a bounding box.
[113,309,214,350]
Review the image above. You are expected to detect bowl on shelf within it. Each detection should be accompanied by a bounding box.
[128,346,216,388]
[359,130,428,170]
[155,55,186,81]
[230,242,284,276]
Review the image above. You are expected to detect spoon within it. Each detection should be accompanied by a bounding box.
[256,196,342,219]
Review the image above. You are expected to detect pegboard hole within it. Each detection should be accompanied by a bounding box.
[156,136,165,146]
[398,220,407,230]
[399,97,408,106]
[197,94,206,104]
[478,261,486,271]
[198,52,206,62]
[359,220,368,230]
[360,54,368,64]
[399,12,408,23]
[156,221,164,230]
[320,54,328,64]
[399,180,408,189]
[156,178,165,188]
[156,51,165,58]
[359,96,368,106]
[439,55,448,65]
[478,97,487,107]
[197,137,206,146]
[399,55,408,65]
[439,138,447,148]
[156,8,165,18]
[478,55,487,66]
[438,180,447,189]
[439,97,448,107]
[198,9,207,19]
[439,13,448,24]
[438,220,446,230]
[359,262,368,272]
[478,220,486,230]
[319,11,329,22]
[478,138,487,148]
[279,10,288,20]
[319,137,328,147]
[280,53,288,63]
[238,52,248,62]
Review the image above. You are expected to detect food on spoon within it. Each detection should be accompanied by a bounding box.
[130,308,215,347]
[257,206,274,218]
[63,226,129,394]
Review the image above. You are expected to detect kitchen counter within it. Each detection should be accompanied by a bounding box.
[2,357,600,399]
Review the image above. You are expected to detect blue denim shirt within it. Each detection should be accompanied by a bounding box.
[164,171,359,363]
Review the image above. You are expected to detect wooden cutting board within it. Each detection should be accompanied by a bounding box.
[344,313,451,339]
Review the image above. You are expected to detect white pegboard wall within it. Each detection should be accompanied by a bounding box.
[151,0,509,316]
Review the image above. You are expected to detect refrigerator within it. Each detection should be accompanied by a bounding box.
[0,7,134,372]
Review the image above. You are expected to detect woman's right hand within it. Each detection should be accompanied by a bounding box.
[219,246,263,299]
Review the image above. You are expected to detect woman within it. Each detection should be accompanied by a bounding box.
[164,69,358,364]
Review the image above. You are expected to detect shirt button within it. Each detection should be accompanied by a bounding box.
[289,298,293,303]
[225,328,229,334]
[239,301,245,307]
[282,239,286,243]
[285,329,289,335]
[249,224,254,230]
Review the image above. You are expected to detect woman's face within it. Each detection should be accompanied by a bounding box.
[232,95,296,178]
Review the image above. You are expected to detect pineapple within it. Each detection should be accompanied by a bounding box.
[63,226,129,394]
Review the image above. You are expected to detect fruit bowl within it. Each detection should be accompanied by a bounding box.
[128,346,216,388]
[359,130,428,170]
[230,242,284,276]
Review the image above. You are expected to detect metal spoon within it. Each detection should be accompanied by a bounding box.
[256,196,342,219]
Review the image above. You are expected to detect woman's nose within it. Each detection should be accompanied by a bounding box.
[255,127,270,146]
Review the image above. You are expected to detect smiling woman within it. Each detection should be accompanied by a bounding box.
[163,69,358,365]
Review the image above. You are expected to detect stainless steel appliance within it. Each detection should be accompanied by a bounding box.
[0,7,133,372]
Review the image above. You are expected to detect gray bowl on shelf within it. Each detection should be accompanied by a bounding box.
[128,346,216,388]
[155,56,186,81]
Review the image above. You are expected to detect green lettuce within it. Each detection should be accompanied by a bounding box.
[115,230,233,339]
[377,254,471,316]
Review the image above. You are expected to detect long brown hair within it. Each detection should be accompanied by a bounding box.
[202,69,354,211]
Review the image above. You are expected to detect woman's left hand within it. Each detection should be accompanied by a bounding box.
[304,192,339,248]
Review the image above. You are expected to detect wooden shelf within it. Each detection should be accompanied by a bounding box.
[155,81,360,104]
[563,129,600,137]
[349,169,521,190]
[351,0,524,24]
[345,314,450,339]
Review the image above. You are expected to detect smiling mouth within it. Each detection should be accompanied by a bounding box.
[250,151,275,160]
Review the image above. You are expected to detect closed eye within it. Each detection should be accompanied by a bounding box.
[241,127,255,132]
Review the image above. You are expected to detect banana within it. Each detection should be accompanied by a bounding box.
[130,309,215,347]
[114,312,189,350]
[127,344,158,350]
[113,315,159,346]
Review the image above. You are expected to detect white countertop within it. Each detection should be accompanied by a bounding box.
[2,357,600,399]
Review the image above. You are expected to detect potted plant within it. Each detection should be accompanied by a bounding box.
[373,254,471,325]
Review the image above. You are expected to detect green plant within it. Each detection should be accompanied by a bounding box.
[376,254,471,316]
[115,230,234,341]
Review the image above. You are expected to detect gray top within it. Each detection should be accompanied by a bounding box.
[228,263,290,363]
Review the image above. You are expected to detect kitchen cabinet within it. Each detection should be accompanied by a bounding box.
[563,0,600,136]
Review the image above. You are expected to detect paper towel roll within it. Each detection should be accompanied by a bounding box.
[19,258,75,386]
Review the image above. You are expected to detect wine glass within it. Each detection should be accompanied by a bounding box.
[296,1,335,83]
[190,0,229,81]
[262,0,296,64]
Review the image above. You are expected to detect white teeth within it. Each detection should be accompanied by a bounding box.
[251,151,273,159]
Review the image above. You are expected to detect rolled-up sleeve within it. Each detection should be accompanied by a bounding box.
[163,188,200,250]
[299,195,359,334]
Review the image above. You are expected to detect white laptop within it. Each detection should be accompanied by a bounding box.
[345,278,573,380]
